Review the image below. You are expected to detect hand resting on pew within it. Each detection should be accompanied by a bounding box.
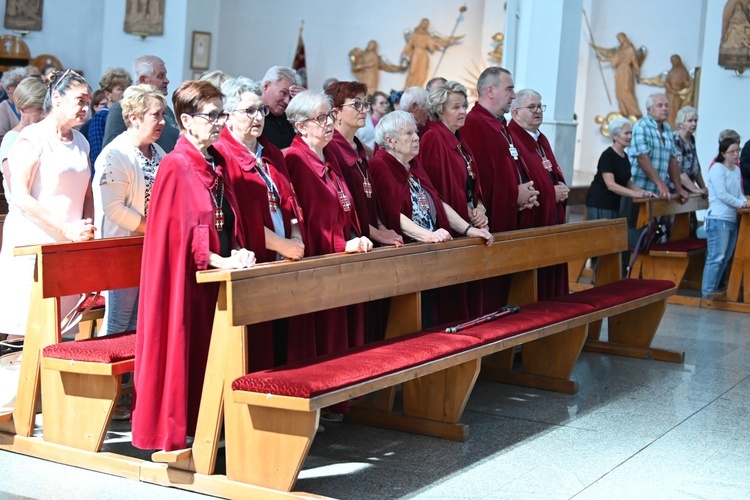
[345,236,373,253]
[210,248,256,269]
[62,218,97,241]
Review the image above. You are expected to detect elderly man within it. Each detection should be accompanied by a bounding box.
[508,88,569,299]
[462,67,539,234]
[628,93,688,200]
[260,66,304,150]
[398,86,429,133]
[102,55,179,152]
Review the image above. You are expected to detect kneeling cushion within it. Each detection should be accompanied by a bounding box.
[549,279,675,310]
[43,331,136,364]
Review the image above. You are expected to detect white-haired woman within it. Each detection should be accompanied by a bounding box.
[586,117,654,221]
[93,84,166,336]
[370,110,492,326]
[0,69,96,338]
[214,76,304,370]
[673,106,707,196]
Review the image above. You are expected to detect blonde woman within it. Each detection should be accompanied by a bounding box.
[93,84,166,335]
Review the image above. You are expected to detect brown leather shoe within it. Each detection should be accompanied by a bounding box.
[706,291,727,301]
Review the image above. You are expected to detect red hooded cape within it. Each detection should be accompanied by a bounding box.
[133,135,244,451]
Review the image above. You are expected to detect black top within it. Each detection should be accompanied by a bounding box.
[261,112,296,150]
[586,147,632,211]
[741,139,750,195]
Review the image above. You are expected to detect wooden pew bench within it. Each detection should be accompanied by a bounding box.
[161,218,681,494]
[0,236,143,475]
[630,194,707,304]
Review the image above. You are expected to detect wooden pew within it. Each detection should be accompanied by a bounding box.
[703,207,750,313]
[630,194,708,305]
[145,219,678,494]
[0,237,143,475]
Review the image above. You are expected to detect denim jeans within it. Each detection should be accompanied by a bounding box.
[701,218,738,297]
[100,287,139,336]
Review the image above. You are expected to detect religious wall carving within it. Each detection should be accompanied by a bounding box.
[4,0,43,31]
[349,40,406,94]
[591,33,647,118]
[124,0,165,37]
[719,0,750,73]
[400,16,464,89]
[488,32,504,65]
[595,112,637,139]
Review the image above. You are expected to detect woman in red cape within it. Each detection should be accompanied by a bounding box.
[213,77,304,370]
[369,110,492,327]
[325,81,403,344]
[283,90,373,364]
[508,89,570,299]
[133,81,255,452]
[420,81,489,317]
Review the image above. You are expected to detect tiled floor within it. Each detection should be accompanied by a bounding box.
[1,303,749,499]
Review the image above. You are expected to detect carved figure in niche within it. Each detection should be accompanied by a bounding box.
[124,0,165,36]
[401,18,463,89]
[349,40,405,94]
[592,33,646,118]
[719,0,750,71]
[4,0,43,31]
[639,55,696,128]
[488,32,504,65]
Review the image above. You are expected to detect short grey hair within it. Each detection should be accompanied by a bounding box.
[510,88,542,113]
[375,110,417,148]
[1,66,28,89]
[608,117,632,140]
[644,93,665,113]
[426,81,467,121]
[718,129,741,143]
[133,55,165,79]
[399,86,428,112]
[221,77,262,112]
[261,65,302,87]
[674,106,697,129]
[476,66,510,97]
[285,90,331,134]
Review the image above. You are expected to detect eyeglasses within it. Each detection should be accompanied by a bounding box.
[304,111,339,126]
[236,105,270,118]
[342,101,372,112]
[189,111,230,124]
[524,104,546,112]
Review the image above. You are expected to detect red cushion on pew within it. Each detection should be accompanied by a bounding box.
[443,301,596,344]
[43,331,136,363]
[649,237,706,253]
[232,331,480,398]
[549,279,675,310]
[78,293,105,311]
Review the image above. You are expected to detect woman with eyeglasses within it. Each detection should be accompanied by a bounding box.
[0,69,95,339]
[283,90,372,420]
[509,88,569,299]
[213,76,304,370]
[132,80,255,452]
[355,90,389,157]
[370,110,493,327]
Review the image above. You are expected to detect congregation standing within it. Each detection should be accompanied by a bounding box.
[0,54,739,452]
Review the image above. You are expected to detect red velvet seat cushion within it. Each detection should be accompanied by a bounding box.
[43,331,136,363]
[649,237,706,253]
[78,293,105,311]
[549,279,675,310]
[232,331,480,398]
[440,301,596,344]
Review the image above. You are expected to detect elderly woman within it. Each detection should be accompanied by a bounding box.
[586,117,654,221]
[509,88,569,299]
[370,110,492,326]
[0,67,29,144]
[93,84,167,336]
[214,76,304,370]
[419,81,489,316]
[0,77,46,204]
[0,69,95,338]
[673,106,707,195]
[133,80,255,452]
[87,67,133,166]
[284,90,373,420]
[702,137,750,299]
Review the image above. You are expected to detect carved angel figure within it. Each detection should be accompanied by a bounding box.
[639,55,695,128]
[401,18,463,88]
[592,33,646,118]
[349,40,406,94]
